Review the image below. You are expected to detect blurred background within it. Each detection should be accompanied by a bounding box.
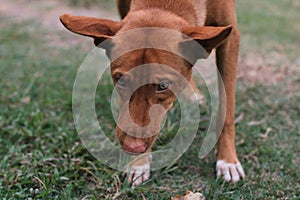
[0,0,299,199]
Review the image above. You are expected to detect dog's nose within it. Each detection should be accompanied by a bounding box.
[122,137,147,154]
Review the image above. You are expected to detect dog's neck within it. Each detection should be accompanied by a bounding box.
[130,0,200,25]
[120,0,206,31]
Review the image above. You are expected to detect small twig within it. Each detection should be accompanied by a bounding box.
[234,112,245,124]
[112,174,121,200]
[259,128,272,141]
[247,118,267,126]
[33,176,47,189]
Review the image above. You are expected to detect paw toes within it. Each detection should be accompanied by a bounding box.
[127,170,135,183]
[132,175,143,187]
[216,160,245,183]
[191,93,206,105]
[142,171,150,182]
[124,164,150,187]
[223,169,231,182]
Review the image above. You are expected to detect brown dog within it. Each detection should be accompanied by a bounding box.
[60,0,245,186]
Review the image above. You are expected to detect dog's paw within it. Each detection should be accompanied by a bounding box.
[182,87,206,106]
[190,92,206,105]
[216,160,245,183]
[123,163,150,187]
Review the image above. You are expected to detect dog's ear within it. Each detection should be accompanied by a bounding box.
[59,14,121,46]
[179,25,233,62]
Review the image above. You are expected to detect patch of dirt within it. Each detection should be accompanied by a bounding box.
[0,0,118,27]
[238,57,286,86]
[0,0,119,48]
[238,51,299,86]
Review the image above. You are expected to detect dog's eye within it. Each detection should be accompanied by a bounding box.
[117,78,127,88]
[114,74,127,88]
[157,80,170,92]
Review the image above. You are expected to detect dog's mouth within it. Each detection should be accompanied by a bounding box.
[118,131,158,154]
[122,149,145,156]
[122,142,148,154]
[121,138,150,154]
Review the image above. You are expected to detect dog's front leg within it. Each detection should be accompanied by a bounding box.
[215,27,245,183]
[123,153,152,187]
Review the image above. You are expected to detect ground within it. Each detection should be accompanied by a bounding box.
[0,0,299,199]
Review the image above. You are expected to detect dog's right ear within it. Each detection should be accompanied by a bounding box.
[59,14,121,46]
[179,25,233,64]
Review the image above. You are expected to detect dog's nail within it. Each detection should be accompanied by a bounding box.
[223,169,231,182]
[229,166,239,183]
[142,171,150,182]
[127,171,135,183]
[216,169,222,177]
[237,162,245,178]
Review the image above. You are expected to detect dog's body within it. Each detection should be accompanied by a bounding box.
[60,0,245,186]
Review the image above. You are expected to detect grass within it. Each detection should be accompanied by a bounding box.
[0,0,300,199]
[237,0,300,59]
[68,0,114,8]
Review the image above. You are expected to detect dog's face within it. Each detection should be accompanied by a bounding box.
[110,48,192,153]
[60,14,232,154]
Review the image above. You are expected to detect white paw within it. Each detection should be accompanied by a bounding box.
[123,163,150,187]
[216,160,245,183]
[190,93,206,105]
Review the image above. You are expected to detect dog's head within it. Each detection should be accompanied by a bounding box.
[60,14,232,154]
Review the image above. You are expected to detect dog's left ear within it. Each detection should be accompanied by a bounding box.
[179,25,233,62]
[59,14,121,46]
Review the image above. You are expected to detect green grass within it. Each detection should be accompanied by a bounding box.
[237,0,300,59]
[68,0,114,8]
[1,0,300,199]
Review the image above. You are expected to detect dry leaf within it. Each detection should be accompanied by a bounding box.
[171,190,205,200]
[247,118,266,126]
[20,96,31,104]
